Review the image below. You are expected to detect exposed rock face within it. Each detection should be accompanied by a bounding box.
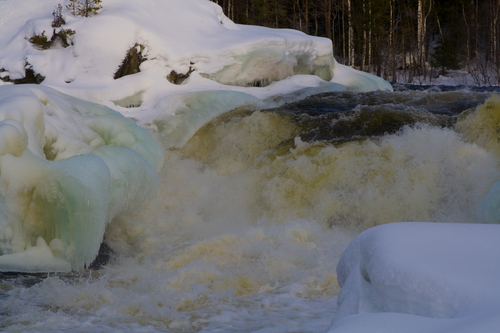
[88,242,113,270]
[114,44,146,79]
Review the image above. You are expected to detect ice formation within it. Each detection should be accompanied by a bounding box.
[329,222,500,333]
[0,85,162,272]
[477,181,500,224]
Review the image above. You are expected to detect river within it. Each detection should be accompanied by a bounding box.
[1,84,500,332]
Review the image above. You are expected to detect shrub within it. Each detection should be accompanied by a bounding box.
[52,4,65,28]
[29,29,76,49]
[29,31,50,49]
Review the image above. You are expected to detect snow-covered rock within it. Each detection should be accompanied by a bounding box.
[329,222,500,333]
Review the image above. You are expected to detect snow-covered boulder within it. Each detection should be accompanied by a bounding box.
[329,222,500,333]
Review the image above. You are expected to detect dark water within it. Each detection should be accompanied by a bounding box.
[266,84,499,144]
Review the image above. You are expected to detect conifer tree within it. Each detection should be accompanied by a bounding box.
[82,0,102,17]
[66,0,79,16]
[66,0,102,17]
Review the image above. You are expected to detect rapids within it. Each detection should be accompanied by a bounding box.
[1,85,500,332]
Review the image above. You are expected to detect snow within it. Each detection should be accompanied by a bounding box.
[0,0,391,104]
[0,0,392,150]
[328,222,500,333]
[331,59,393,92]
[0,0,336,90]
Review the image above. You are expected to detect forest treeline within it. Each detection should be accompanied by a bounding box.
[211,0,500,85]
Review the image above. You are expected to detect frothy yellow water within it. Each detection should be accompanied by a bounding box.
[4,93,500,332]
[456,94,500,158]
[176,109,499,229]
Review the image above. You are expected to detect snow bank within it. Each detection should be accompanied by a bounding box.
[0,0,390,108]
[331,59,393,92]
[0,0,334,90]
[329,222,500,333]
[0,85,162,272]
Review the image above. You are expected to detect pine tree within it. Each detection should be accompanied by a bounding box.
[82,0,102,17]
[66,0,79,16]
[66,0,102,17]
[431,34,460,75]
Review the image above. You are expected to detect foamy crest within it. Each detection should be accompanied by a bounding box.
[456,94,500,158]
[176,110,499,228]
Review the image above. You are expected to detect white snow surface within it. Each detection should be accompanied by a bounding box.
[0,0,390,103]
[0,0,335,89]
[0,0,392,149]
[329,222,500,333]
[331,61,393,92]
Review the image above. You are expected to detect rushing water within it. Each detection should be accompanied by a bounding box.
[2,85,500,332]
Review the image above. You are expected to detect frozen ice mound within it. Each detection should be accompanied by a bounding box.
[0,85,163,272]
[329,222,500,333]
[0,0,391,109]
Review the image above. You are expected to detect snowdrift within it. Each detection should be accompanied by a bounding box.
[0,0,334,89]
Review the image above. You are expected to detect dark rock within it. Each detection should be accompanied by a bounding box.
[167,66,195,85]
[1,66,45,84]
[88,242,114,270]
[114,44,146,79]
